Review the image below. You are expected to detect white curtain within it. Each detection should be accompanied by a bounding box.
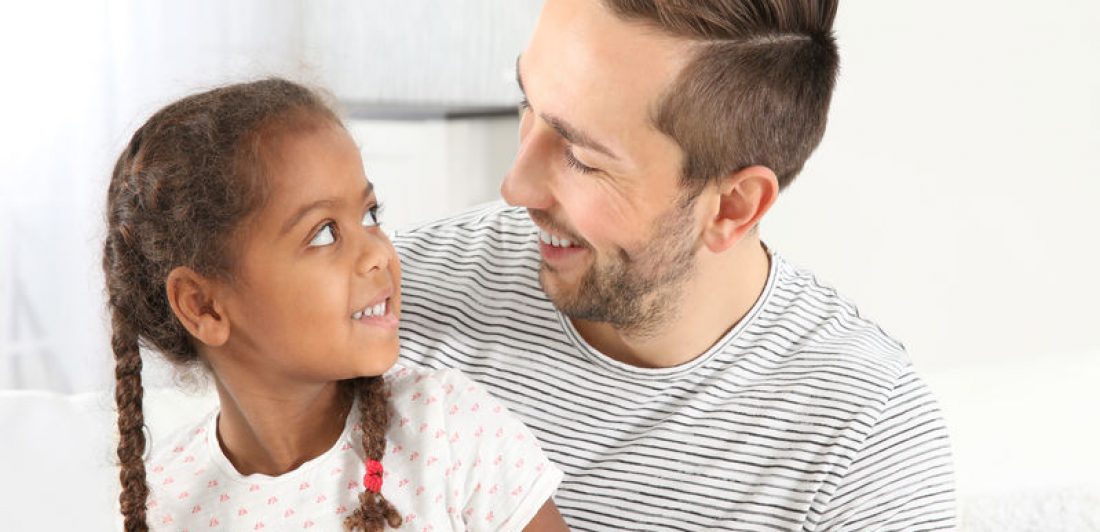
[0,0,304,392]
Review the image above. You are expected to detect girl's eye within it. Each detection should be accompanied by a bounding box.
[564,147,598,174]
[362,204,383,228]
[309,222,337,247]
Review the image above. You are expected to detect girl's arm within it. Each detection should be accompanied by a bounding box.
[523,499,569,531]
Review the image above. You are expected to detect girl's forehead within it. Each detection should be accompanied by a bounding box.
[264,124,360,184]
[252,125,370,225]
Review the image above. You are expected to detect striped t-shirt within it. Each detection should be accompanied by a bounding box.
[393,203,955,531]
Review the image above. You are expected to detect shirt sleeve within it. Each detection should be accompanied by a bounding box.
[816,367,957,531]
[436,369,564,532]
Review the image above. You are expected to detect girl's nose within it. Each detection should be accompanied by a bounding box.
[355,230,392,276]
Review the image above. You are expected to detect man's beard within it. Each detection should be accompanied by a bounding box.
[538,199,699,338]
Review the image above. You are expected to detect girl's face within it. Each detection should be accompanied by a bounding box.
[215,122,401,384]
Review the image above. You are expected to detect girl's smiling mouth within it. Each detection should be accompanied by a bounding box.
[351,292,398,330]
[351,300,387,320]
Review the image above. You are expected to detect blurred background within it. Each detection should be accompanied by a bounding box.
[1,0,1098,529]
[0,0,533,391]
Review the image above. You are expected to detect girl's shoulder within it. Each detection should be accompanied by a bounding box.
[147,408,217,464]
[382,363,523,436]
[145,407,219,503]
[381,364,564,529]
[384,363,483,408]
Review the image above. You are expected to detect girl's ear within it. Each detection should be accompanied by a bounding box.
[165,266,230,347]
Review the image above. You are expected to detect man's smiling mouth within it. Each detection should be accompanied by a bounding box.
[538,228,580,248]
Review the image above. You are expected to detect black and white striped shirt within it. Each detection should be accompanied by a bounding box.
[393,203,955,531]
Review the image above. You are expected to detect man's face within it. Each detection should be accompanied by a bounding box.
[501,0,703,334]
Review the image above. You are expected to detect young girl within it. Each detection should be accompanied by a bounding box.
[104,79,566,531]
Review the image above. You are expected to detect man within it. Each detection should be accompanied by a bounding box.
[394,0,955,530]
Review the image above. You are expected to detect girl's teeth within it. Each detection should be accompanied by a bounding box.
[354,300,387,320]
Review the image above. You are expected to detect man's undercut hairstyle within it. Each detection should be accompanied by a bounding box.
[603,0,840,190]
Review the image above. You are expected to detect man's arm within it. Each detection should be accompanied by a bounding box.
[816,367,956,531]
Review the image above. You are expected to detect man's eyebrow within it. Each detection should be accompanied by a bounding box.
[516,55,620,162]
[544,115,620,161]
[280,182,375,236]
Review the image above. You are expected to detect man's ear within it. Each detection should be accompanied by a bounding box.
[165,266,230,347]
[700,165,779,254]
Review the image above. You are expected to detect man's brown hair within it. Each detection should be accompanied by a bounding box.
[603,0,840,190]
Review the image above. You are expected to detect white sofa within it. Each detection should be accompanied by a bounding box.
[926,350,1100,530]
[2,351,1098,530]
[0,387,216,531]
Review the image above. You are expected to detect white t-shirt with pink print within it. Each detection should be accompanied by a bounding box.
[144,365,563,531]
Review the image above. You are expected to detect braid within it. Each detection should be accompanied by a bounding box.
[106,222,149,530]
[106,140,151,531]
[343,376,402,531]
[112,313,150,531]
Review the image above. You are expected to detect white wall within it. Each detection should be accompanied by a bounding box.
[347,118,517,233]
[767,0,1100,372]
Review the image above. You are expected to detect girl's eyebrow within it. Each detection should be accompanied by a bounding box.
[279,182,375,236]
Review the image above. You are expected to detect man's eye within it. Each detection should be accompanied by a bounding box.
[564,147,598,174]
[309,222,337,247]
[362,204,383,228]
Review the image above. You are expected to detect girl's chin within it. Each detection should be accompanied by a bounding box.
[352,350,400,378]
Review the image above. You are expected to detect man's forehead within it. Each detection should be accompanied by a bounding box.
[530,2,691,110]
[522,0,692,164]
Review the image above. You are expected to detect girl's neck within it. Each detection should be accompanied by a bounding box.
[211,375,352,476]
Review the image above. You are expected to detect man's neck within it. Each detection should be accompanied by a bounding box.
[573,238,771,369]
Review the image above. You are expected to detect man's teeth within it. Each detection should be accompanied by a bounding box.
[539,229,573,248]
[352,301,387,320]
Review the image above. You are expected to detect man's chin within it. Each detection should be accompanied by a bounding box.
[539,268,613,324]
[538,266,579,311]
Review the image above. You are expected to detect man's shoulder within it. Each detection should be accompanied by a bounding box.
[393,202,543,300]
[764,254,912,380]
[392,202,536,269]
[394,201,530,243]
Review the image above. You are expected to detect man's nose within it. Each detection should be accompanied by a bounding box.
[501,116,555,210]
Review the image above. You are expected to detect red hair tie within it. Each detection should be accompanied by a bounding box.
[363,459,384,493]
